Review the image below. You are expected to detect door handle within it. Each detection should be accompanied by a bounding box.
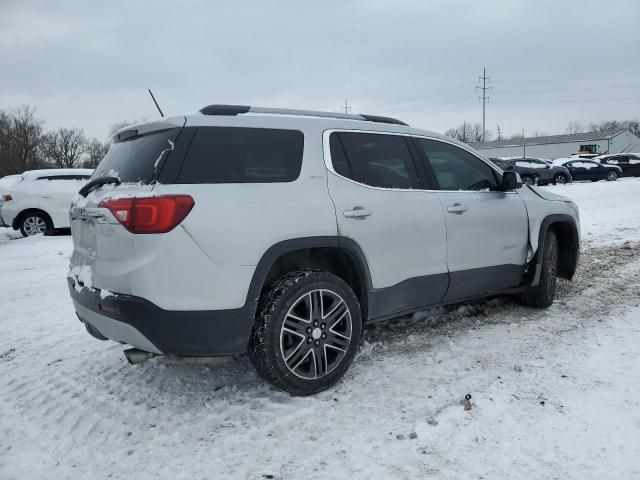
[40,195,52,199]
[446,203,468,214]
[343,207,371,219]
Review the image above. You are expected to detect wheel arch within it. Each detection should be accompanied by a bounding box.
[246,237,373,321]
[529,214,579,285]
[12,208,53,231]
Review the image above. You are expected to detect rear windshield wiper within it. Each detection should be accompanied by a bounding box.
[79,176,121,197]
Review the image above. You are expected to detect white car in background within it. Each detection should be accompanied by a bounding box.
[1,169,93,236]
[0,174,23,214]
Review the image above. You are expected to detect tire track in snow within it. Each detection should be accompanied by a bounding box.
[1,241,639,479]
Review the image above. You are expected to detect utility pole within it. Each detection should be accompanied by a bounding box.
[341,99,351,115]
[496,124,502,140]
[476,68,491,142]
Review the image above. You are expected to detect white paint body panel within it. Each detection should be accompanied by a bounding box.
[437,191,528,272]
[327,172,448,288]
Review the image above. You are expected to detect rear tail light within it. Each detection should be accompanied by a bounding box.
[2,194,12,201]
[99,195,194,234]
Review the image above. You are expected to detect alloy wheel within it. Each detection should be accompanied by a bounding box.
[280,289,352,380]
[23,216,47,236]
[607,172,617,181]
[556,175,566,184]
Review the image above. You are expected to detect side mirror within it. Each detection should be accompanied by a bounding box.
[501,171,522,190]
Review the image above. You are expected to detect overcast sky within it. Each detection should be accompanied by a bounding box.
[1,0,639,140]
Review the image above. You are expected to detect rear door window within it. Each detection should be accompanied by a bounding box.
[329,132,418,189]
[92,128,182,183]
[177,127,303,184]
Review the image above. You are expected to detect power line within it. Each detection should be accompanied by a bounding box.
[341,99,352,114]
[497,84,639,95]
[476,67,491,142]
[377,95,474,116]
[492,96,640,105]
[492,71,640,85]
[366,82,474,112]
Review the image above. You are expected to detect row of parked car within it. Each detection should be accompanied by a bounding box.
[488,153,640,186]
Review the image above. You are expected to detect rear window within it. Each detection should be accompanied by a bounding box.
[93,128,181,183]
[176,127,303,184]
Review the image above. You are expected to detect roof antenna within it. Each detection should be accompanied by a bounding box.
[148,89,164,117]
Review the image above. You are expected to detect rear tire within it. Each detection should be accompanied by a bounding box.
[249,270,362,396]
[521,175,534,186]
[519,230,558,308]
[19,212,52,237]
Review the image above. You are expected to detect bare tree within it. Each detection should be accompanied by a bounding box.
[445,122,492,143]
[588,119,640,137]
[9,105,43,172]
[0,112,13,175]
[566,121,584,134]
[83,138,110,168]
[42,128,88,168]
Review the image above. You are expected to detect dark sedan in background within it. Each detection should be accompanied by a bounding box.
[596,153,640,177]
[558,159,622,182]
[489,158,539,185]
[508,158,572,185]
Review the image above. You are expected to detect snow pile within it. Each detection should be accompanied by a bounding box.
[541,177,640,245]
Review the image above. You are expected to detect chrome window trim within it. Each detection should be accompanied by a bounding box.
[322,129,515,194]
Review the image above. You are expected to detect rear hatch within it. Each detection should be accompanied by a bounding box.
[69,117,187,295]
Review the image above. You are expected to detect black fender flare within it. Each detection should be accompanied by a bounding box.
[243,236,373,318]
[530,214,580,286]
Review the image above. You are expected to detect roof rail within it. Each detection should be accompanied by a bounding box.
[199,104,408,126]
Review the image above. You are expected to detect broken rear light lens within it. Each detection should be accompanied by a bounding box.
[99,195,194,234]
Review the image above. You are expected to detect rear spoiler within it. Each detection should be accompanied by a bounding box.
[112,116,187,143]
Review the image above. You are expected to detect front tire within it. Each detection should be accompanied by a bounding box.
[519,230,558,308]
[19,212,52,237]
[249,271,362,395]
[606,171,618,181]
[521,175,534,186]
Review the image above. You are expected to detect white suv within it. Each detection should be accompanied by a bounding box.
[1,168,93,236]
[68,106,580,395]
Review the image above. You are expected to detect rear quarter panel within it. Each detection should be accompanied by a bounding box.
[153,123,338,267]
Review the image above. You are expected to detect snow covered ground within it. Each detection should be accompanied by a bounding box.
[1,178,639,479]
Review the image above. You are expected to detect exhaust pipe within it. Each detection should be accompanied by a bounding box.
[124,348,158,365]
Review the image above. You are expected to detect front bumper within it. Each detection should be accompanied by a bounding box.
[68,279,256,355]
